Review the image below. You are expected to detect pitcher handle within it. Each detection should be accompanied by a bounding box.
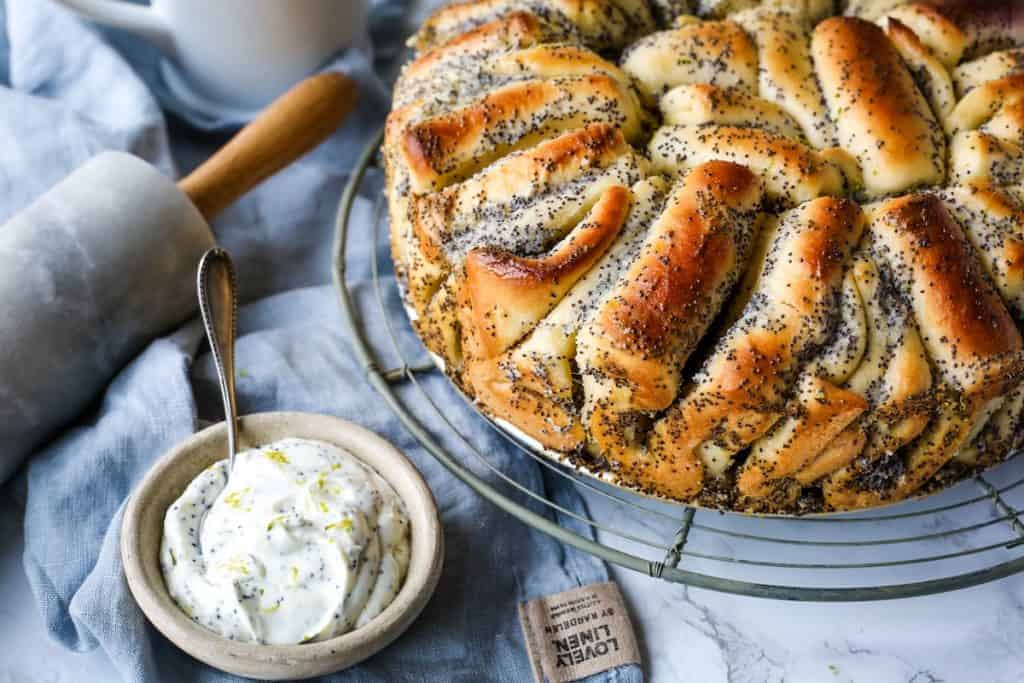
[54,0,175,55]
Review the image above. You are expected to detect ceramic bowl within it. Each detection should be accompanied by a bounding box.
[121,411,444,680]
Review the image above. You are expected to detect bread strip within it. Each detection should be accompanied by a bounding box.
[394,12,563,109]
[731,9,835,148]
[400,75,645,193]
[410,0,641,52]
[812,17,945,198]
[407,124,644,356]
[869,194,1023,400]
[649,124,849,207]
[740,271,869,499]
[882,1,1024,64]
[659,84,805,140]
[946,73,1024,136]
[645,196,863,498]
[411,123,636,274]
[953,48,1024,97]
[463,180,668,451]
[884,17,956,122]
[936,184,1024,319]
[578,161,764,499]
[505,178,669,404]
[878,2,968,66]
[793,427,867,486]
[824,195,1024,508]
[964,384,1024,467]
[738,375,867,500]
[949,130,1024,187]
[799,255,932,489]
[465,185,630,358]
[621,20,758,103]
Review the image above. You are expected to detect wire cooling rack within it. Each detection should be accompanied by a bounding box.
[332,129,1024,601]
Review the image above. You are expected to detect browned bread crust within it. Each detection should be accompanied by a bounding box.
[578,161,764,498]
[812,17,946,197]
[399,74,646,193]
[409,0,654,52]
[387,0,1024,513]
[866,194,1023,400]
[394,11,566,109]
[824,194,1024,509]
[649,197,866,500]
[466,185,631,358]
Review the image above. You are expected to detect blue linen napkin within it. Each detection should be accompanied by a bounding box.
[5,1,644,681]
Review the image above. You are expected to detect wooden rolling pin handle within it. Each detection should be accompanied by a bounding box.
[178,72,357,220]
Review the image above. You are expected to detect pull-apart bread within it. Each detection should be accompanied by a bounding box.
[386,0,1024,513]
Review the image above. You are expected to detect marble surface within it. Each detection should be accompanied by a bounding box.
[585,462,1024,683]
[4,457,1024,682]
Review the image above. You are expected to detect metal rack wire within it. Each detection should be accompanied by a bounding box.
[332,129,1024,601]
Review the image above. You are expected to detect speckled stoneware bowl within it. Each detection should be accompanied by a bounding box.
[121,411,444,680]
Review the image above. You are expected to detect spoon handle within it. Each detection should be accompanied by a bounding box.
[197,248,240,472]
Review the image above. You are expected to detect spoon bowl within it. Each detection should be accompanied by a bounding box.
[121,411,444,680]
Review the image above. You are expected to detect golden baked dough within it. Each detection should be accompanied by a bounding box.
[884,16,957,120]
[824,194,1024,509]
[466,177,670,450]
[649,123,852,205]
[650,197,865,500]
[578,161,764,499]
[658,84,806,140]
[936,183,1024,318]
[953,48,1024,97]
[408,0,654,52]
[387,0,1024,512]
[621,19,758,102]
[812,16,946,197]
[731,9,835,148]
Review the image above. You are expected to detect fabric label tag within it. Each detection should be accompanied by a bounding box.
[518,581,641,683]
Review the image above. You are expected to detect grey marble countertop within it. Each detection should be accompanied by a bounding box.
[4,458,1024,682]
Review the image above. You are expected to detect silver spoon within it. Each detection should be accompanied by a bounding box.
[197,247,240,475]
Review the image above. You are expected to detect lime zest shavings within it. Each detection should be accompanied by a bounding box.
[325,518,353,533]
[219,556,251,575]
[223,487,251,509]
[266,513,287,532]
[265,449,290,464]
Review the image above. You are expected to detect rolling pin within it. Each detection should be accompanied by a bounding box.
[0,72,356,483]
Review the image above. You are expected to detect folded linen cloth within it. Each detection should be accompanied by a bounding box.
[5,0,644,681]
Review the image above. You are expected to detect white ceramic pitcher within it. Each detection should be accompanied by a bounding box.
[56,0,367,109]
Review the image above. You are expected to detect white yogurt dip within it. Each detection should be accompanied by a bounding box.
[161,438,411,645]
